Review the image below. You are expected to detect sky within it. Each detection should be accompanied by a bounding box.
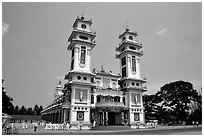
[2,2,202,108]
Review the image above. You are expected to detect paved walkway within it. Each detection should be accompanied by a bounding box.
[15,124,201,135]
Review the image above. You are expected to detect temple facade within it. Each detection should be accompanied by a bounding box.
[41,16,147,129]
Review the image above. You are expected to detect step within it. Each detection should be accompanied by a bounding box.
[91,125,132,131]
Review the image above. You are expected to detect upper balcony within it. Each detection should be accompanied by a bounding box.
[95,101,125,108]
[116,39,142,51]
[74,27,96,36]
[67,38,96,50]
[116,50,143,58]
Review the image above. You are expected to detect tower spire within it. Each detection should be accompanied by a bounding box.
[82,7,85,18]
[126,19,129,30]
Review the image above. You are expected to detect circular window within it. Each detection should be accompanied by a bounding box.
[77,76,81,80]
[74,107,77,110]
[136,83,139,86]
[132,82,135,86]
[83,77,87,81]
[81,24,87,29]
[79,35,88,40]
[129,36,133,40]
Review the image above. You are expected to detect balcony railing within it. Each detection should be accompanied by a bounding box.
[95,101,125,107]
[74,27,96,35]
[119,39,141,47]
[72,38,96,45]
[116,50,143,58]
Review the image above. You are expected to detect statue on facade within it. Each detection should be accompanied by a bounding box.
[134,95,138,104]
[80,91,83,101]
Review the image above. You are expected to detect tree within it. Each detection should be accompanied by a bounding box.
[27,107,34,115]
[156,80,201,123]
[34,104,40,115]
[14,105,20,114]
[2,79,14,115]
[39,106,43,115]
[144,94,158,120]
[19,106,27,115]
[144,94,175,124]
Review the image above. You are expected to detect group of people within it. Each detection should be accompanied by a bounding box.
[21,121,40,132]
[44,122,71,130]
[192,121,199,126]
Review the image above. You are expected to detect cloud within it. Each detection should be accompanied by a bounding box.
[156,27,167,35]
[2,22,10,36]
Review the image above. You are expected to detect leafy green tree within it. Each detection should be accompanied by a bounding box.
[2,79,14,115]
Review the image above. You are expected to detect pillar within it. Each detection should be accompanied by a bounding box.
[105,111,108,125]
[63,109,66,122]
[61,110,63,123]
[121,111,124,124]
[103,111,105,125]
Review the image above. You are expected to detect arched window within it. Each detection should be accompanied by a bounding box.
[97,95,101,102]
[71,59,74,70]
[80,46,86,64]
[91,94,94,104]
[71,48,75,58]
[132,56,136,72]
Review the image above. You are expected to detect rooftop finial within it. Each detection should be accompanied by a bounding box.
[126,19,129,31]
[81,7,85,19]
[101,65,105,73]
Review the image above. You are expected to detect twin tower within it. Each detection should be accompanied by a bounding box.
[41,16,147,129]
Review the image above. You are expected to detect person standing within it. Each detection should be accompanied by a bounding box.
[196,121,199,126]
[22,121,25,130]
[34,122,38,132]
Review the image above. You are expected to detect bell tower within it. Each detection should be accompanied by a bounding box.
[68,16,96,73]
[64,16,96,129]
[116,28,147,128]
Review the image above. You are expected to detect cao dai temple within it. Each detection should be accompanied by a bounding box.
[41,16,147,129]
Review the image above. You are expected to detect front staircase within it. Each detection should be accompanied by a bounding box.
[90,125,133,131]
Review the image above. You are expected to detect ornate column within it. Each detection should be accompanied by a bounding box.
[103,111,105,125]
[121,111,124,124]
[63,109,66,122]
[106,111,108,125]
